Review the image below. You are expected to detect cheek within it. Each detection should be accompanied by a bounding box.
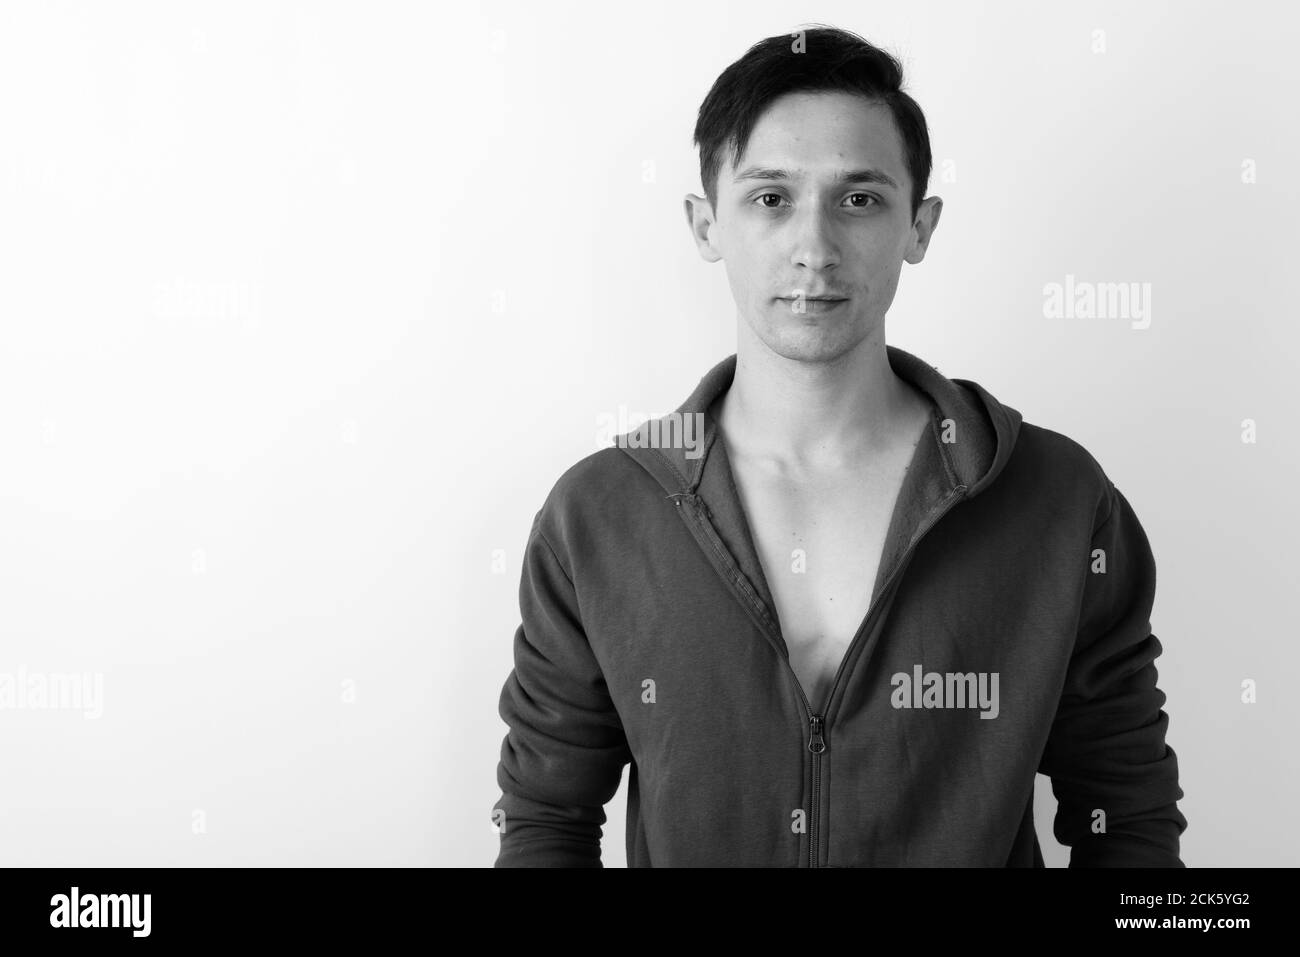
[729,243,775,294]
[859,225,903,259]
[857,233,909,282]
[865,267,903,311]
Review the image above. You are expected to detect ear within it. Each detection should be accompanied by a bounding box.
[684,193,723,263]
[904,195,943,265]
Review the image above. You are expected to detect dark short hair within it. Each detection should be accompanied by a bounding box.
[692,25,932,221]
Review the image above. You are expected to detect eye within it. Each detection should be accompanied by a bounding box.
[845,192,879,208]
[753,192,786,209]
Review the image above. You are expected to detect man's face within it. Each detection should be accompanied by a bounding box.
[686,91,941,363]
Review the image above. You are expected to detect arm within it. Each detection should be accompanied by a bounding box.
[492,512,632,867]
[1038,480,1188,867]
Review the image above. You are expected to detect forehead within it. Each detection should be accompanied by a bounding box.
[728,91,908,186]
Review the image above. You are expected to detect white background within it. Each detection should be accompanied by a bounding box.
[1,0,1296,866]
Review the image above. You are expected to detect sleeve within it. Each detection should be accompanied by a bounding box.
[491,511,632,867]
[1038,479,1188,867]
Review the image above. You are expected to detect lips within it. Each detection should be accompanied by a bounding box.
[778,296,848,313]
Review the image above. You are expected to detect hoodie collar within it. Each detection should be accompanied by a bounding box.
[622,345,1022,501]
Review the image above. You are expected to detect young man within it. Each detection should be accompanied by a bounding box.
[492,26,1187,867]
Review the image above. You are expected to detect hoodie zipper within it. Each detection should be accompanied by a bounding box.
[805,483,968,866]
[673,484,968,867]
[808,712,826,867]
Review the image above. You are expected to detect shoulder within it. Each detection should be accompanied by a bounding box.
[530,445,664,553]
[1009,420,1117,527]
[1016,421,1108,480]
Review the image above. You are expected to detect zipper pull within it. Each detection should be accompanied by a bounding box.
[808,714,826,754]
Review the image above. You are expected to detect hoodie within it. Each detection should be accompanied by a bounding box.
[492,346,1187,867]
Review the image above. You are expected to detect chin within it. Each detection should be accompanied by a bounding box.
[757,327,859,364]
[752,314,871,364]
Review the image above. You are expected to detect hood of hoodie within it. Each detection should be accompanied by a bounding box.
[618,344,1023,502]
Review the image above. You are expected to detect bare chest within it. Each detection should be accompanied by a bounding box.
[729,439,924,711]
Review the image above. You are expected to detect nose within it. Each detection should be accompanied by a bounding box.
[789,203,841,272]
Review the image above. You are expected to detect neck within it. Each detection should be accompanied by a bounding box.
[716,321,919,470]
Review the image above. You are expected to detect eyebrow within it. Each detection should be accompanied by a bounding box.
[732,167,901,189]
